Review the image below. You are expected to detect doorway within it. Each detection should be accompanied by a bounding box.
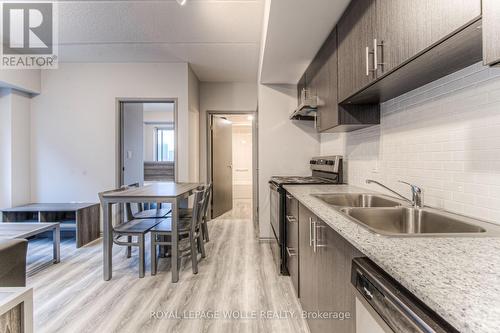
[118,99,177,187]
[208,112,257,220]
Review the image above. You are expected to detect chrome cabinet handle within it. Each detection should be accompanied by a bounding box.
[314,224,327,251]
[286,215,296,223]
[365,46,370,76]
[286,247,297,257]
[309,217,313,247]
[312,219,317,253]
[374,38,384,73]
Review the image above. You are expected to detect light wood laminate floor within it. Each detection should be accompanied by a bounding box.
[27,199,308,333]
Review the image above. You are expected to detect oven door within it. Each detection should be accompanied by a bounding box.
[269,182,285,273]
[269,182,281,240]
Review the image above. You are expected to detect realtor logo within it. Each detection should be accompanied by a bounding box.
[1,2,58,69]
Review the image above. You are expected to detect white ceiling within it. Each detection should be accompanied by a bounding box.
[259,0,351,84]
[51,0,265,82]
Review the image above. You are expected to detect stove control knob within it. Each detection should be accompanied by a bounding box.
[310,160,317,164]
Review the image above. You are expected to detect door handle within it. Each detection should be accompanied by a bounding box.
[363,286,374,300]
[286,215,297,223]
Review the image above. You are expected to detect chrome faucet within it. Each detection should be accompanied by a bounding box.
[366,179,424,208]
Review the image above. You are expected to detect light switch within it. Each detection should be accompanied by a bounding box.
[127,151,133,159]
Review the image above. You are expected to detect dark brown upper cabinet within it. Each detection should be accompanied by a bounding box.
[337,0,377,102]
[296,0,484,131]
[483,0,500,66]
[300,28,380,133]
[336,0,482,104]
[376,0,481,76]
[309,29,336,132]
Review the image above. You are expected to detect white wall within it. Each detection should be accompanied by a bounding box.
[321,62,500,225]
[0,89,31,209]
[199,82,258,182]
[0,89,12,209]
[10,91,32,206]
[30,63,190,202]
[0,69,41,94]
[258,83,320,238]
[188,66,200,182]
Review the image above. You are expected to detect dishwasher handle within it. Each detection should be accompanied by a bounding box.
[351,258,459,333]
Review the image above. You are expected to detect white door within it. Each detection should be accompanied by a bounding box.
[122,102,144,186]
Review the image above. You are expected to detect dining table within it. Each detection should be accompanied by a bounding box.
[100,182,202,282]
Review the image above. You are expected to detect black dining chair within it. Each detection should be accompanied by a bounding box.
[150,188,207,276]
[98,185,166,278]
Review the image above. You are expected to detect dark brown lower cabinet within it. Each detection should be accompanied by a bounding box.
[299,203,362,333]
[285,192,299,295]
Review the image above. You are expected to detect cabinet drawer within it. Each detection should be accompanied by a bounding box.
[286,243,299,296]
[285,192,299,295]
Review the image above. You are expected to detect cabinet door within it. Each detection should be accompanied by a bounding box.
[317,29,339,132]
[376,0,481,75]
[316,219,363,333]
[309,61,329,131]
[337,0,377,102]
[285,193,299,296]
[483,0,500,66]
[315,220,339,332]
[298,204,317,326]
[297,74,306,105]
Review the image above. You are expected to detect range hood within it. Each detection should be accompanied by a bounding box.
[289,88,317,120]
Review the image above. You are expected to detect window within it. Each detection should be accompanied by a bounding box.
[155,128,175,162]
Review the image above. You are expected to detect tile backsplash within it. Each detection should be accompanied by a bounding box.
[321,62,500,225]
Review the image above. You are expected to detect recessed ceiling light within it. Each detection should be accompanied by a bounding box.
[176,0,187,5]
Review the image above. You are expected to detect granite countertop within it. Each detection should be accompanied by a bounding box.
[283,184,500,333]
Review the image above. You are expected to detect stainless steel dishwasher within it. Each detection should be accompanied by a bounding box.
[351,258,459,333]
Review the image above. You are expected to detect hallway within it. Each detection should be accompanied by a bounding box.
[27,200,308,333]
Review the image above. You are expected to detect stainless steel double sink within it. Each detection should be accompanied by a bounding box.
[312,193,500,237]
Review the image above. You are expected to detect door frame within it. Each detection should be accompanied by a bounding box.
[206,110,259,227]
[116,98,179,188]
